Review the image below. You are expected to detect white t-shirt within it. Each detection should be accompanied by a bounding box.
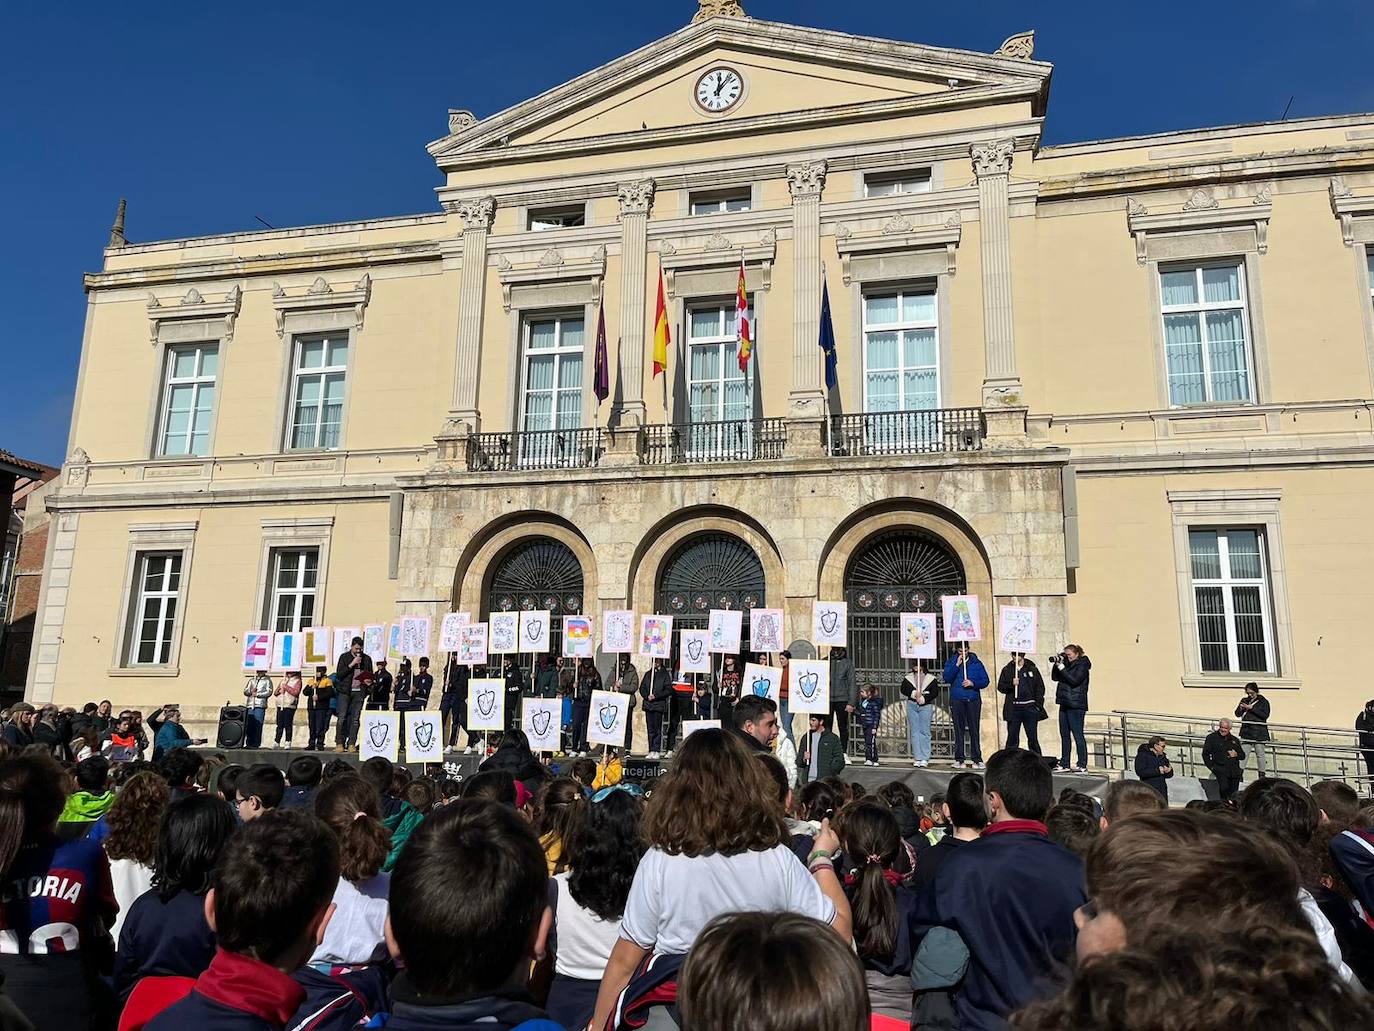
[107,857,154,942]
[551,872,623,980]
[619,844,836,956]
[310,873,390,966]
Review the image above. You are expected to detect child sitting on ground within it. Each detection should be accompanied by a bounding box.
[382,799,559,1030]
[142,809,340,1031]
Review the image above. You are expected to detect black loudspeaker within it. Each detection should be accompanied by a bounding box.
[217,705,246,748]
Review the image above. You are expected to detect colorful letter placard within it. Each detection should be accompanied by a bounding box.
[639,615,673,660]
[562,615,595,659]
[438,612,470,652]
[749,608,785,653]
[788,659,831,714]
[812,601,848,647]
[900,613,938,660]
[241,631,272,672]
[488,612,519,654]
[404,712,443,762]
[458,623,488,666]
[467,678,505,732]
[679,629,712,674]
[523,698,562,752]
[270,632,300,672]
[681,719,721,740]
[997,605,1039,655]
[387,623,404,663]
[303,627,332,666]
[942,595,982,642]
[518,610,551,654]
[360,712,400,763]
[602,610,635,654]
[708,609,743,653]
[587,690,630,748]
[400,616,431,657]
[742,662,782,704]
[363,624,386,665]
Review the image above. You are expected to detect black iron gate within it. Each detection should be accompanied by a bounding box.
[845,530,967,759]
[485,538,585,677]
[656,532,765,686]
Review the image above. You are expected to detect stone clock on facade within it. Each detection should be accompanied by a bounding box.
[694,66,743,113]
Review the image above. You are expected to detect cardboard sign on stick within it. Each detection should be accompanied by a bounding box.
[360,712,400,763]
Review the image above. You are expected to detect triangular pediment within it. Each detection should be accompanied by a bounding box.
[429,16,1050,167]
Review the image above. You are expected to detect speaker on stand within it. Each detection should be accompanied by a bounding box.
[217,704,247,749]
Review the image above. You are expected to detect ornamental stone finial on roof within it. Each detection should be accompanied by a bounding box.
[995,31,1035,60]
[693,0,746,23]
[108,198,127,249]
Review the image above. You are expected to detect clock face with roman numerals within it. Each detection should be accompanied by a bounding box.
[694,67,743,114]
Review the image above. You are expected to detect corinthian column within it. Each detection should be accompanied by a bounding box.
[614,180,655,428]
[447,195,495,432]
[787,161,827,425]
[971,141,1024,412]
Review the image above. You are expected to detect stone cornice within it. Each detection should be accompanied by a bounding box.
[657,229,777,297]
[145,285,241,345]
[1124,187,1272,264]
[102,212,446,259]
[1039,112,1374,159]
[270,274,372,337]
[496,245,607,311]
[1329,175,1374,245]
[833,216,962,283]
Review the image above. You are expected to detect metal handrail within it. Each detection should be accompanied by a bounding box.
[643,418,786,465]
[828,407,983,456]
[466,427,603,471]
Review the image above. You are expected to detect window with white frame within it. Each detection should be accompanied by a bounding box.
[1159,263,1255,407]
[1188,528,1274,674]
[521,315,584,433]
[1367,248,1373,312]
[156,343,218,457]
[287,334,349,450]
[528,206,586,231]
[268,548,318,633]
[862,289,939,412]
[689,189,751,215]
[127,552,182,665]
[687,302,751,426]
[863,170,932,198]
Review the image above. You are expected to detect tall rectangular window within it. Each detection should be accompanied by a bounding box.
[128,552,182,665]
[687,302,750,425]
[269,548,318,633]
[863,289,939,412]
[1367,248,1373,311]
[1159,263,1254,406]
[156,344,218,457]
[287,334,349,450]
[521,315,584,433]
[1188,528,1274,674]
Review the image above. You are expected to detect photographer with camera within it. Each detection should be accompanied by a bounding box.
[1049,645,1091,772]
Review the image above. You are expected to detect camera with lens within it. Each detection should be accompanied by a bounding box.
[1048,652,1068,666]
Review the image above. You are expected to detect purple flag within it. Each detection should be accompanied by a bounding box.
[593,298,610,403]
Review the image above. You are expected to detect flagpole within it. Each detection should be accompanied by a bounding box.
[821,262,832,458]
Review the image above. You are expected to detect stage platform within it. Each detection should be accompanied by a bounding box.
[218,747,1115,799]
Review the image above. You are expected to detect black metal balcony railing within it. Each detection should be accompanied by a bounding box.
[466,427,603,471]
[643,418,787,465]
[828,408,983,456]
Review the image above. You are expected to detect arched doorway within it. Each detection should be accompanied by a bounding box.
[655,532,766,659]
[484,537,585,661]
[845,529,967,758]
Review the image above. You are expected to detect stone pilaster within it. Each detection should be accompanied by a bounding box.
[615,180,655,428]
[971,141,1026,434]
[786,160,827,455]
[445,196,495,434]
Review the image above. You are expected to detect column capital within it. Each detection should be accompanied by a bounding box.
[456,195,496,231]
[617,179,656,219]
[971,140,1015,179]
[786,160,828,202]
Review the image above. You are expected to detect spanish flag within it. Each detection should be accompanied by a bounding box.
[652,268,670,378]
[735,255,752,372]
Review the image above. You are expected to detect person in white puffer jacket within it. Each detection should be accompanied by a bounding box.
[243,670,273,748]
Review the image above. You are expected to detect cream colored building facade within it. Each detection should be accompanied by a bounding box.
[30,6,1374,750]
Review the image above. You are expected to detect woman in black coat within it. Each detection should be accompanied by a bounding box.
[1133,736,1175,800]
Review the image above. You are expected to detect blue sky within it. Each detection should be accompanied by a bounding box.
[2,0,1370,465]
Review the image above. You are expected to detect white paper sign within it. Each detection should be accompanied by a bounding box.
[523,698,562,752]
[998,605,1039,655]
[489,612,519,654]
[387,623,403,663]
[467,678,506,732]
[241,631,272,672]
[942,595,982,642]
[360,711,400,763]
[679,629,712,674]
[271,632,300,672]
[603,610,636,654]
[459,623,488,665]
[438,612,470,652]
[563,615,595,658]
[639,614,673,660]
[304,626,332,666]
[587,690,630,747]
[742,662,782,704]
[332,627,360,661]
[363,624,386,665]
[681,719,721,740]
[900,613,939,660]
[400,616,431,657]
[518,610,551,654]
[789,659,831,714]
[749,608,785,653]
[708,609,743,653]
[405,712,443,762]
[812,601,848,647]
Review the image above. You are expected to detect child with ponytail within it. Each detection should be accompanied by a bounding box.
[840,799,918,1023]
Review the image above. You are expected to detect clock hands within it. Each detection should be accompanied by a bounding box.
[714,73,725,98]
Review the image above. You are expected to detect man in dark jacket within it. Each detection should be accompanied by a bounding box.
[1050,645,1091,772]
[534,656,559,698]
[828,646,858,754]
[643,658,673,758]
[730,696,778,753]
[1359,700,1374,778]
[500,657,528,732]
[942,645,990,768]
[911,748,1085,1030]
[1133,736,1175,800]
[334,637,373,752]
[1234,682,1272,775]
[441,658,470,752]
[997,654,1045,756]
[1202,718,1246,800]
[797,714,845,785]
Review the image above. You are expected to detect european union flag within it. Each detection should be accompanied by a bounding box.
[818,276,838,390]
